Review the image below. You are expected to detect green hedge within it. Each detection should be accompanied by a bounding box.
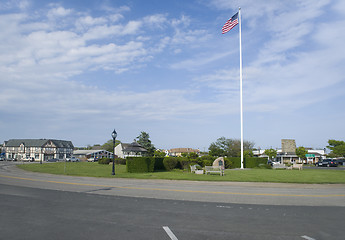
[224,157,268,168]
[245,157,267,168]
[98,158,111,164]
[154,157,165,170]
[125,156,269,172]
[226,157,241,168]
[126,157,155,173]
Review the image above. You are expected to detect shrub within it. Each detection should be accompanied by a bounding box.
[98,158,111,164]
[126,157,155,173]
[224,158,233,169]
[163,157,178,171]
[115,158,126,165]
[178,157,191,170]
[200,155,216,161]
[202,160,213,166]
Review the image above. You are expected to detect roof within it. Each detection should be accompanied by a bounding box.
[122,142,147,153]
[168,148,200,153]
[4,139,74,148]
[73,149,111,155]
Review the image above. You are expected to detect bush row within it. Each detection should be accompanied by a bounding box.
[120,156,269,173]
[98,158,126,165]
[126,157,156,173]
[162,156,268,171]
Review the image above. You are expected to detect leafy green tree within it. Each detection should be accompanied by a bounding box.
[244,150,253,158]
[208,137,255,157]
[327,140,345,157]
[208,137,227,157]
[187,152,199,159]
[154,150,166,158]
[102,139,121,153]
[264,148,277,160]
[295,146,308,160]
[136,131,156,157]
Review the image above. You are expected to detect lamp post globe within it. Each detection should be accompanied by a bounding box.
[111,129,117,175]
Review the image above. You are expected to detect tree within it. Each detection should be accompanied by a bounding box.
[154,150,166,158]
[187,152,199,159]
[136,131,156,157]
[102,139,121,153]
[295,146,308,160]
[208,137,255,157]
[264,148,277,160]
[327,139,345,157]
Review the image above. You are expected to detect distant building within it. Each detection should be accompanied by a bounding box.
[254,139,325,164]
[166,148,200,157]
[73,149,113,161]
[2,139,73,161]
[115,142,147,158]
[281,139,296,153]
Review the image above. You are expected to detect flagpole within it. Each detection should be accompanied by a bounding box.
[239,7,244,169]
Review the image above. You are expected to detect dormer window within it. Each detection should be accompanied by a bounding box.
[19,143,25,152]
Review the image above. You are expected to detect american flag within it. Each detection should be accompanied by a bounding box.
[222,12,239,34]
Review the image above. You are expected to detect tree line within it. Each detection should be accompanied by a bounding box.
[81,132,345,159]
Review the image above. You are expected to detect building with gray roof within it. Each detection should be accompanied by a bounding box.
[2,139,74,162]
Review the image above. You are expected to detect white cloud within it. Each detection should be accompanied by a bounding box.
[0,0,30,10]
[47,6,72,18]
[170,50,235,70]
[0,3,219,125]
[194,0,344,115]
[1,0,343,148]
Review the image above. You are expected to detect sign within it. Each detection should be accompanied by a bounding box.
[305,154,315,158]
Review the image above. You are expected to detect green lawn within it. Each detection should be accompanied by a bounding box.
[17,162,345,184]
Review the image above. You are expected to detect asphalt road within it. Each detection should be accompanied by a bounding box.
[1,183,344,240]
[1,162,345,239]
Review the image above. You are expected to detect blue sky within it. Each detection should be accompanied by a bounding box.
[1,0,344,150]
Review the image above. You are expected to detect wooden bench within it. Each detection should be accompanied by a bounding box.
[292,163,303,170]
[272,163,287,169]
[190,165,197,173]
[190,165,204,174]
[204,166,224,176]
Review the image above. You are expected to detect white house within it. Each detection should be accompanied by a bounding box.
[115,142,147,158]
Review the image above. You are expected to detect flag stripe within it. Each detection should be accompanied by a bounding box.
[222,12,239,34]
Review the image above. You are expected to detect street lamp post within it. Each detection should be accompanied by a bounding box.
[111,129,117,175]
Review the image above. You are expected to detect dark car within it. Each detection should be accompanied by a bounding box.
[336,159,345,166]
[45,158,59,162]
[328,159,338,167]
[316,159,337,167]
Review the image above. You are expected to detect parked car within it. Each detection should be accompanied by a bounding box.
[45,158,59,162]
[316,159,338,167]
[87,157,98,162]
[328,159,338,167]
[336,159,345,166]
[23,157,35,162]
[267,160,279,166]
[69,157,80,162]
